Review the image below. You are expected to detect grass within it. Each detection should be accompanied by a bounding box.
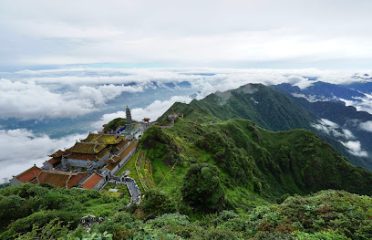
[101,182,131,203]
[114,150,155,193]
[135,151,155,191]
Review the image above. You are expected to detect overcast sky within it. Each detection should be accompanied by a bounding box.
[1,0,372,70]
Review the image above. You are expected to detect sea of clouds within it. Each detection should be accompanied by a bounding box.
[1,67,371,181]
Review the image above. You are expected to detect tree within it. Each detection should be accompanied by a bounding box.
[141,189,175,219]
[182,163,225,212]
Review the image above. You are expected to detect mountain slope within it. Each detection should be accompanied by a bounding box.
[140,115,372,203]
[160,84,314,131]
[161,83,372,170]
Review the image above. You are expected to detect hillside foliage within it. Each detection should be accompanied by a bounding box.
[103,118,128,133]
[0,184,370,239]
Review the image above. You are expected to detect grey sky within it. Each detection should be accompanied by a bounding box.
[1,0,372,69]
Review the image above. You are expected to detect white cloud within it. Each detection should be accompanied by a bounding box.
[93,95,192,129]
[340,140,368,157]
[131,95,192,121]
[0,129,84,182]
[312,118,355,140]
[1,1,372,68]
[319,118,339,128]
[341,94,372,114]
[342,129,355,139]
[291,93,338,102]
[0,79,143,119]
[0,79,93,119]
[359,121,372,132]
[2,67,371,120]
[78,84,143,106]
[312,118,368,157]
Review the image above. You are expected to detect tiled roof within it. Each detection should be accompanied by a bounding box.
[49,150,64,158]
[15,166,42,183]
[65,152,97,161]
[115,139,128,150]
[47,157,61,167]
[65,144,111,161]
[96,148,111,159]
[80,173,104,189]
[67,173,88,188]
[106,141,138,170]
[82,133,125,145]
[68,142,106,154]
[37,170,87,188]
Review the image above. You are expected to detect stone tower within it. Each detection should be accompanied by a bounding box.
[126,105,132,123]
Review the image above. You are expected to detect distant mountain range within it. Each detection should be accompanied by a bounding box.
[275,81,366,100]
[274,81,372,169]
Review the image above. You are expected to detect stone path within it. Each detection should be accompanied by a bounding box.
[109,176,141,205]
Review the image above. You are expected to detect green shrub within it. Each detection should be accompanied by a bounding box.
[140,189,176,219]
[182,163,226,212]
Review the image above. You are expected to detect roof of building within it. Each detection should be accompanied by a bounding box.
[15,166,42,183]
[68,142,107,154]
[106,140,138,170]
[80,173,104,189]
[115,139,129,150]
[46,157,61,167]
[49,150,64,158]
[64,152,97,161]
[82,133,125,145]
[37,170,87,188]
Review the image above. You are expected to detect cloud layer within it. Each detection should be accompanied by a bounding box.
[0,78,143,119]
[359,121,372,132]
[312,118,368,157]
[1,68,371,120]
[1,1,372,68]
[341,94,372,115]
[340,140,368,157]
[0,129,84,182]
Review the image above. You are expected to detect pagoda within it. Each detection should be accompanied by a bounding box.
[126,105,132,123]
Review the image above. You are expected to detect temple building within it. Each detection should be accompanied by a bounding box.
[11,166,88,189]
[10,165,41,185]
[10,107,141,193]
[80,172,105,190]
[45,133,129,171]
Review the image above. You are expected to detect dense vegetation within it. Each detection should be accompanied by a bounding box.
[0,184,370,239]
[159,84,314,131]
[103,118,128,133]
[182,163,226,212]
[141,119,371,202]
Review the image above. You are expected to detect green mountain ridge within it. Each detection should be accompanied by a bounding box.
[160,83,369,170]
[141,118,371,204]
[159,84,314,131]
[1,83,371,239]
